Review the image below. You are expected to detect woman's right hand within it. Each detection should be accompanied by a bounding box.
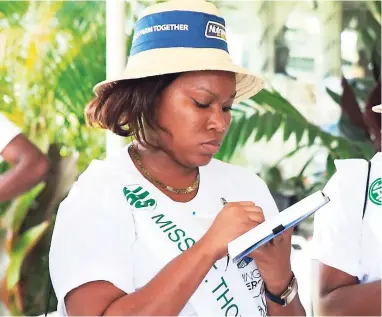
[202,201,265,260]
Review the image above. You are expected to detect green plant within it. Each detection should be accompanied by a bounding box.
[217,1,380,199]
[0,1,109,314]
[326,76,381,151]
[0,0,156,313]
[0,184,48,315]
[216,87,375,176]
[324,0,381,153]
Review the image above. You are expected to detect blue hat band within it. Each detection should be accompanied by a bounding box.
[130,11,229,56]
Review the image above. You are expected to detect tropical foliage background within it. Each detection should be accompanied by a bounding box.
[0,1,109,314]
[0,0,380,315]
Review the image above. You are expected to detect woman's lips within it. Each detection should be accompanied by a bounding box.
[200,141,221,154]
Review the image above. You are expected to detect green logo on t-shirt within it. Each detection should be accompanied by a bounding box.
[368,178,382,206]
[123,184,157,209]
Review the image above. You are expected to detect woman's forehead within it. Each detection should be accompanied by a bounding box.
[173,70,236,92]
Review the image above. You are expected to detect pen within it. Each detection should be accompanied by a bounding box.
[221,197,230,270]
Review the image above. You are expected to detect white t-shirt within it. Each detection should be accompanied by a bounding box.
[0,113,21,157]
[311,152,382,283]
[49,145,280,316]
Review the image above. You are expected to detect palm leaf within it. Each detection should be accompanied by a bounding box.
[326,153,336,178]
[0,184,45,235]
[366,0,381,23]
[220,88,372,164]
[254,112,270,142]
[326,87,341,105]
[6,221,50,291]
[283,119,295,142]
[225,114,245,160]
[239,112,259,145]
[265,112,282,142]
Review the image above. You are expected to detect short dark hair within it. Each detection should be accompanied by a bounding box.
[85,73,180,145]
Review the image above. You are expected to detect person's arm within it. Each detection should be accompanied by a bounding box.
[67,236,215,316]
[63,201,270,316]
[250,229,305,316]
[265,272,305,316]
[312,261,381,316]
[309,171,380,316]
[0,134,50,202]
[247,178,305,316]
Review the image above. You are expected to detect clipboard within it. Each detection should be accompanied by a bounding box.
[228,190,330,263]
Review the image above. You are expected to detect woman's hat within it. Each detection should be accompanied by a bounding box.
[372,104,382,113]
[93,0,264,103]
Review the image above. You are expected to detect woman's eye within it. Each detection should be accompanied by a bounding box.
[223,106,233,112]
[194,100,210,108]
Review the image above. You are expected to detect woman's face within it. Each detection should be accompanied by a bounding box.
[154,70,236,167]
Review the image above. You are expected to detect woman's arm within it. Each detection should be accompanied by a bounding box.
[312,260,381,316]
[106,237,214,316]
[265,271,305,316]
[267,295,305,316]
[66,237,215,316]
[0,134,50,202]
[250,229,306,316]
[65,201,266,316]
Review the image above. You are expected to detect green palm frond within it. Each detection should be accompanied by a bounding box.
[366,0,381,24]
[216,88,375,162]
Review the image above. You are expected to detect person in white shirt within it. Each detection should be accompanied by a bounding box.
[311,103,382,316]
[49,1,306,316]
[0,113,50,202]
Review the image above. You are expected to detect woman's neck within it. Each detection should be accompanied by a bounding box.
[132,142,198,187]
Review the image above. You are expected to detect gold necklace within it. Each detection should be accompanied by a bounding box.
[129,144,200,194]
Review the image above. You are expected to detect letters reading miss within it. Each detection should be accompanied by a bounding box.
[149,212,218,269]
[123,185,243,316]
[151,214,196,252]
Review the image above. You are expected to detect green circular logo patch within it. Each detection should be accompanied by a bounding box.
[368,178,382,206]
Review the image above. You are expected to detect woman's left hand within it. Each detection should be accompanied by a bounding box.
[248,228,294,295]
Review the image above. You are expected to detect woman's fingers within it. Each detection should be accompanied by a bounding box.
[273,227,293,244]
[225,201,265,225]
[263,228,293,248]
[246,206,265,223]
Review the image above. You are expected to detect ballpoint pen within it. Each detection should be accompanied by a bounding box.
[221,197,230,270]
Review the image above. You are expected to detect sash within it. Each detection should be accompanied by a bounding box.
[123,183,263,316]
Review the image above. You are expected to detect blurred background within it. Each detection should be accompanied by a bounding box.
[0,0,380,315]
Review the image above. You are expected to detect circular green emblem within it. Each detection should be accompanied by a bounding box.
[368,178,382,206]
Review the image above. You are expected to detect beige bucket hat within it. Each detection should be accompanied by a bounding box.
[93,0,264,103]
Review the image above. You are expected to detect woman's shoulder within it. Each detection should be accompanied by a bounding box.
[60,149,135,209]
[74,147,134,186]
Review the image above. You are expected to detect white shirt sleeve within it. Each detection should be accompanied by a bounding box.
[49,162,137,315]
[310,173,362,277]
[0,113,21,153]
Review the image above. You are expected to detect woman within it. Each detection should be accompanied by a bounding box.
[49,0,306,316]
[311,103,381,315]
[0,113,50,202]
